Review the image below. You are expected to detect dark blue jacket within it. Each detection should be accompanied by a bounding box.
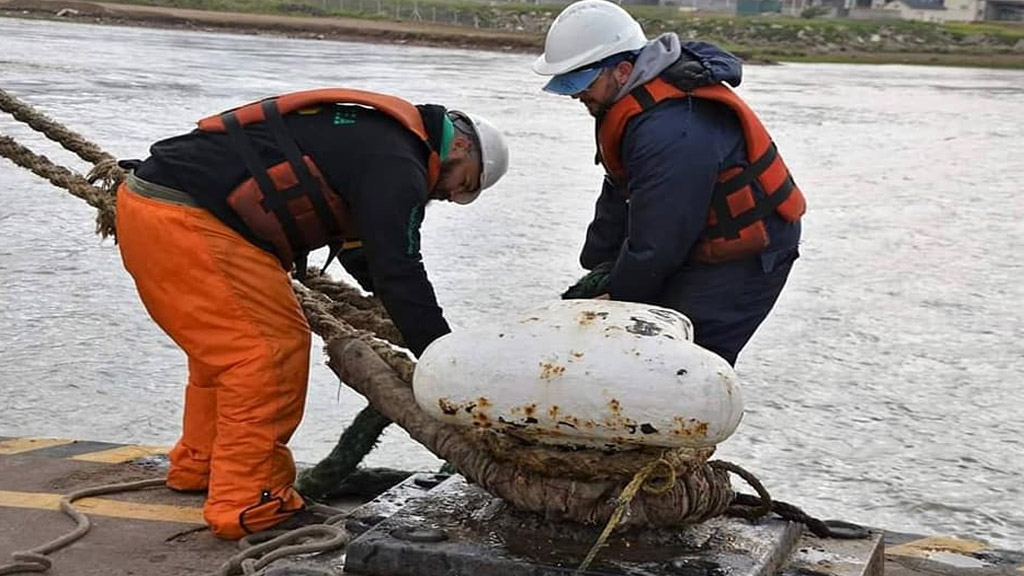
[580,42,801,363]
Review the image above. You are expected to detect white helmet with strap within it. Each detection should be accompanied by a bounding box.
[532,0,648,77]
[449,111,510,205]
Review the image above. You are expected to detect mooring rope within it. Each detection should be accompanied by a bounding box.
[0,88,115,166]
[211,504,351,576]
[295,403,394,501]
[0,132,117,237]
[0,478,166,575]
[574,456,678,574]
[300,270,395,335]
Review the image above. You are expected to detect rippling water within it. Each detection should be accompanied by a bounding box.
[1,16,1022,549]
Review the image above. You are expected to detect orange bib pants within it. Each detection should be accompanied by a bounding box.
[116,182,309,539]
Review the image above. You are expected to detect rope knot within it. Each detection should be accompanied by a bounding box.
[639,456,678,496]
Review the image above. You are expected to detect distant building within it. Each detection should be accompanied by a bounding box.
[780,0,856,17]
[647,0,738,10]
[736,0,783,14]
[878,0,983,20]
[630,0,1019,21]
[984,0,1024,19]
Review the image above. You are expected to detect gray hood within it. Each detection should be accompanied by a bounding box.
[615,33,682,101]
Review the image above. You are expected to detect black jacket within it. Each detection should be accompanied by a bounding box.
[135,104,450,356]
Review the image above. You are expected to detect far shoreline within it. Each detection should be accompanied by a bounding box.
[1,0,546,55]
[2,0,1023,69]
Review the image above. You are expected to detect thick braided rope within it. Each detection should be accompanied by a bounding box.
[0,132,118,238]
[0,87,115,166]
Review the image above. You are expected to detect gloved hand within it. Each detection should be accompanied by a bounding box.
[661,56,714,92]
[561,262,613,300]
[340,245,374,293]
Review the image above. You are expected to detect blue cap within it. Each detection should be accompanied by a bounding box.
[541,52,639,96]
[542,66,603,96]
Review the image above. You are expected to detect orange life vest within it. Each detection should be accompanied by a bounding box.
[597,78,806,264]
[198,89,442,271]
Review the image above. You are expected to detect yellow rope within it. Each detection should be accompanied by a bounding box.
[574,455,677,575]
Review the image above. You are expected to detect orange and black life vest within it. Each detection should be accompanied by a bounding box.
[597,78,806,264]
[197,89,442,273]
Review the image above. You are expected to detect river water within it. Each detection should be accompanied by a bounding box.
[1,16,1022,549]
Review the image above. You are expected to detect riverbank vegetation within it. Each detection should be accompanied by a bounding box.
[3,0,1023,67]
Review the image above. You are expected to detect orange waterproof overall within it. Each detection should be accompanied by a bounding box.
[116,180,309,539]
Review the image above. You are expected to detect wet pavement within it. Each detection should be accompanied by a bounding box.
[2,437,1022,576]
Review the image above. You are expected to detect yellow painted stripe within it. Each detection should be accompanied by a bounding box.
[0,437,75,455]
[71,445,169,463]
[0,490,204,524]
[888,536,989,559]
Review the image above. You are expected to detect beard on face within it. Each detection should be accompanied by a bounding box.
[430,159,460,201]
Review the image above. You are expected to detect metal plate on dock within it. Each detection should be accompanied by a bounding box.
[343,475,804,576]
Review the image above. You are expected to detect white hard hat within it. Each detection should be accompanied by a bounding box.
[532,0,647,77]
[449,111,510,205]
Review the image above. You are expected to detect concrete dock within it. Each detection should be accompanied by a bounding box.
[1,437,1019,576]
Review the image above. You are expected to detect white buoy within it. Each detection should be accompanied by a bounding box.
[413,300,743,450]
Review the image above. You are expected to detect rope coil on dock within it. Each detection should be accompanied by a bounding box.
[0,479,166,575]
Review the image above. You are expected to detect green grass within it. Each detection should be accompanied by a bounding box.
[944,20,1024,39]
[54,0,1024,67]
[109,0,295,12]
[97,0,1024,42]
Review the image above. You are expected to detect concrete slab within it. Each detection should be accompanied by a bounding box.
[781,532,884,576]
[343,475,804,576]
[883,534,1024,576]
[0,438,383,576]
[6,437,1023,576]
[0,437,77,455]
[8,439,126,459]
[0,441,238,576]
